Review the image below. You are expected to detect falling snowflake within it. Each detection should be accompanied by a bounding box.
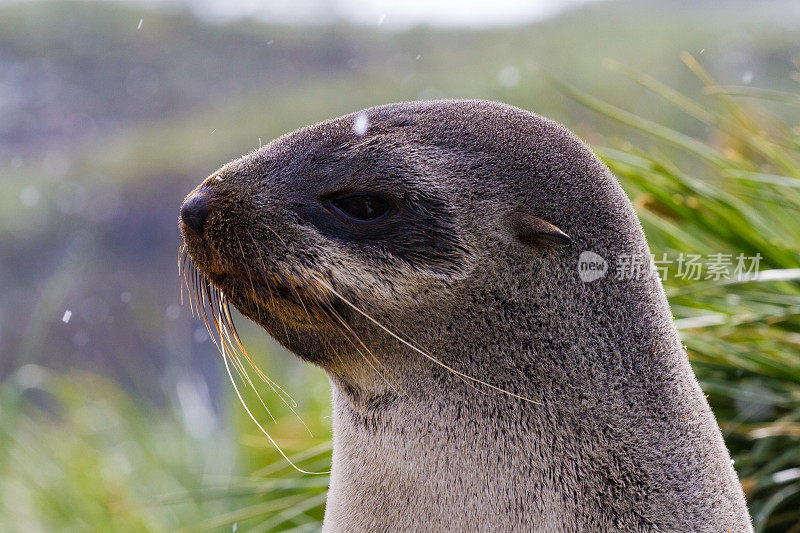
[62,310,72,323]
[166,305,180,321]
[497,66,521,88]
[20,186,40,207]
[352,112,369,136]
[194,327,209,343]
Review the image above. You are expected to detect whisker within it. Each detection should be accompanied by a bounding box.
[220,340,328,475]
[279,263,348,375]
[218,325,278,424]
[185,255,198,318]
[234,233,263,321]
[247,229,295,349]
[238,249,309,409]
[194,232,311,432]
[310,273,542,405]
[180,250,402,473]
[317,297,407,398]
[178,245,185,305]
[219,295,313,435]
[265,260,316,325]
[250,228,404,399]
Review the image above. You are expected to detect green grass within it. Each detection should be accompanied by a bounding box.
[4,64,800,531]
[557,56,800,532]
[2,1,800,527]
[0,367,331,532]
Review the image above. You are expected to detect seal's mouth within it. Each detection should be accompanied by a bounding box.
[213,271,322,314]
[180,227,337,332]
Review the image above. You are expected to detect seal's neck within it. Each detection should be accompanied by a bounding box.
[321,258,749,531]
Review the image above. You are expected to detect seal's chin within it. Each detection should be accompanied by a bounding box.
[217,274,297,310]
[210,269,336,331]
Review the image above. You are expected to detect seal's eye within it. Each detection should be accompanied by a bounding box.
[331,194,392,222]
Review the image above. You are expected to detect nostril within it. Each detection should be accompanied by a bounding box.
[180,192,209,236]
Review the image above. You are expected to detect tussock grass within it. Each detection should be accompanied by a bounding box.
[557,55,800,532]
[2,45,798,530]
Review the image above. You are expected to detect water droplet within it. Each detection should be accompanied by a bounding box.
[166,305,180,321]
[498,66,521,88]
[79,297,109,325]
[20,186,40,207]
[72,330,89,347]
[16,364,48,389]
[194,327,209,343]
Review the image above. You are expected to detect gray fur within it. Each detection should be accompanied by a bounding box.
[180,100,752,532]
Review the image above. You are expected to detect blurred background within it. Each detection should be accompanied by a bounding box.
[1,0,800,531]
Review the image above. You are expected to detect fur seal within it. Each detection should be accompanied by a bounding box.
[179,100,752,531]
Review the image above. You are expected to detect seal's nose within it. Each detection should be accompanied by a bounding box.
[181,192,209,236]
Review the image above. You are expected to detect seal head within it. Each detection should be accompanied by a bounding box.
[179,100,752,531]
[180,100,579,372]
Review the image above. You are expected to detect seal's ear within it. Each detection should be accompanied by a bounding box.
[502,210,571,247]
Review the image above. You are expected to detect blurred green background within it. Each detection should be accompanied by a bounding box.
[1,0,800,531]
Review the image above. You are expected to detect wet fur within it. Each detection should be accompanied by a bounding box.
[180,100,752,531]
